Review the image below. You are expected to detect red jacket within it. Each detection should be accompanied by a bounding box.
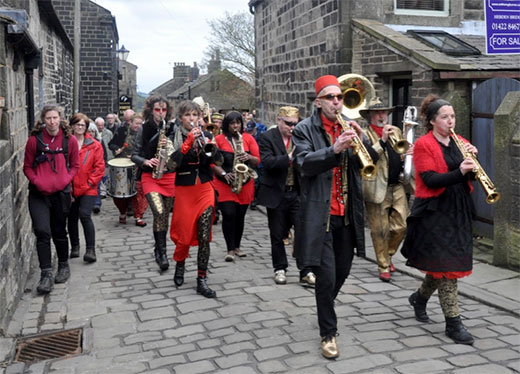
[23,128,80,195]
[414,131,473,199]
[72,134,105,197]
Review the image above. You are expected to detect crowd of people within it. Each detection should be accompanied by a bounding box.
[23,74,482,359]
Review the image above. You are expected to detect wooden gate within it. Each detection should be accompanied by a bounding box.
[471,77,520,238]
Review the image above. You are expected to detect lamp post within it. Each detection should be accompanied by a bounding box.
[117,44,130,61]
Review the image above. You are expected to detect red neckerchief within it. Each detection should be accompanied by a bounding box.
[321,115,345,216]
[370,123,384,138]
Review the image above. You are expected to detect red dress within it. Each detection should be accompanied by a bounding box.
[213,132,260,205]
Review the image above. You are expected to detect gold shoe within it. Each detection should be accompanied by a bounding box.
[300,272,316,287]
[320,336,339,359]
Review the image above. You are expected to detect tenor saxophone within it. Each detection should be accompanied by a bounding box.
[335,111,376,179]
[450,128,500,204]
[231,133,249,194]
[152,120,168,180]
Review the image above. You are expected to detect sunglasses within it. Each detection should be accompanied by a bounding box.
[153,108,168,113]
[282,119,297,127]
[318,94,344,101]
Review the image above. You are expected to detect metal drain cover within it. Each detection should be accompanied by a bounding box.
[14,328,82,363]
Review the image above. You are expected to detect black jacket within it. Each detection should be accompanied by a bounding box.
[257,127,299,209]
[292,109,378,266]
[170,130,222,186]
[131,120,176,174]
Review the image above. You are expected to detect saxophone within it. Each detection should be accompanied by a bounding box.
[450,128,500,204]
[152,120,168,180]
[231,133,249,194]
[335,111,376,179]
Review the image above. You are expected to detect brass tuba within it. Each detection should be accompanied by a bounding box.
[338,73,376,120]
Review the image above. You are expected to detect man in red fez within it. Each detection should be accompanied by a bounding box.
[292,75,378,359]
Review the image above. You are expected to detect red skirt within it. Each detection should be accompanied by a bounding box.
[213,177,254,205]
[141,172,175,197]
[425,270,472,279]
[170,182,215,247]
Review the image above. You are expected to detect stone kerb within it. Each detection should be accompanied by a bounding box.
[493,91,520,270]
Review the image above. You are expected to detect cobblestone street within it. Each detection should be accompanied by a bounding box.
[1,202,519,373]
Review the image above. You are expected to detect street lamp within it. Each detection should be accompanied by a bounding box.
[117,45,129,61]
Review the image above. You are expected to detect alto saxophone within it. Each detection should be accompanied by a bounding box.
[450,128,500,204]
[335,111,376,179]
[152,120,168,180]
[231,133,249,194]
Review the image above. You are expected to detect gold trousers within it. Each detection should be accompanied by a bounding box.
[366,184,408,273]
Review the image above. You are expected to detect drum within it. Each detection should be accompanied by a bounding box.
[107,158,137,198]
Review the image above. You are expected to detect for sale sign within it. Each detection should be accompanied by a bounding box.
[485,0,520,54]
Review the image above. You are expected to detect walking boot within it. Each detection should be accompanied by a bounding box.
[83,248,97,263]
[445,316,474,345]
[173,264,185,287]
[408,290,429,322]
[54,262,70,283]
[153,231,169,271]
[196,276,216,298]
[70,244,80,258]
[37,269,54,294]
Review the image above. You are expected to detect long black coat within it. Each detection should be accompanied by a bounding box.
[257,127,299,209]
[292,109,377,267]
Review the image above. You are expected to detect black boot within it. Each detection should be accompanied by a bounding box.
[153,231,169,271]
[446,316,474,345]
[70,244,80,258]
[173,264,185,287]
[54,262,70,283]
[409,290,429,322]
[196,276,216,298]
[83,248,97,263]
[37,269,54,294]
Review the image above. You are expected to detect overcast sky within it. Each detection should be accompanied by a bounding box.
[91,0,250,94]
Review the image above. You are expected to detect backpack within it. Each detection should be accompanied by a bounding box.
[33,131,70,172]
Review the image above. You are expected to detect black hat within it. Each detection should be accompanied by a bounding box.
[359,97,394,118]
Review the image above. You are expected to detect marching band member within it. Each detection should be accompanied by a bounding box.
[169,101,222,298]
[212,111,260,261]
[361,98,414,282]
[402,94,477,345]
[131,96,175,272]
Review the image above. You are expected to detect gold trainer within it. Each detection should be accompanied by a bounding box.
[320,336,339,359]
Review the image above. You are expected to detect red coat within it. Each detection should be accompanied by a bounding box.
[72,134,105,197]
[414,131,473,199]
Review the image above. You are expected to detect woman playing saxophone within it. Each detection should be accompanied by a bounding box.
[212,111,260,262]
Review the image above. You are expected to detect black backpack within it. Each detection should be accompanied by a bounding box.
[33,131,70,172]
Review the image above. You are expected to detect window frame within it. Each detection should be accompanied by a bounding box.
[394,0,449,17]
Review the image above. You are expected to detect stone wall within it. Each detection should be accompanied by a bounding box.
[53,0,118,119]
[494,91,520,270]
[0,1,74,334]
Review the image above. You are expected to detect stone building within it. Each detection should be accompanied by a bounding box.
[0,0,74,334]
[119,58,137,112]
[150,62,200,99]
[249,0,519,269]
[53,0,119,119]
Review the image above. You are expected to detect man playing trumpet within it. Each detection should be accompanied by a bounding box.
[360,98,414,282]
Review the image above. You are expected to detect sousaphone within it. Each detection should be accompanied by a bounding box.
[338,73,375,120]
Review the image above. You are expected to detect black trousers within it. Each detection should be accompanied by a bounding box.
[219,201,249,252]
[29,191,70,270]
[266,189,299,272]
[313,215,355,337]
[68,195,97,249]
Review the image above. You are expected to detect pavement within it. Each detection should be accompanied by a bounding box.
[0,201,519,374]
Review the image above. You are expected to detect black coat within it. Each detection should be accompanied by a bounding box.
[292,109,378,267]
[131,120,176,174]
[257,127,299,209]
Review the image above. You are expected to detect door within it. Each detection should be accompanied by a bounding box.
[471,77,520,238]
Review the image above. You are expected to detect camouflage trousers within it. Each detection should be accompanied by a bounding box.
[419,274,460,318]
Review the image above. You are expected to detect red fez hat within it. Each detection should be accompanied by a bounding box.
[315,75,340,96]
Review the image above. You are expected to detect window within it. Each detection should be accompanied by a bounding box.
[395,0,449,16]
[408,30,481,56]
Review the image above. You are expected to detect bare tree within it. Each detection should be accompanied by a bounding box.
[202,11,255,83]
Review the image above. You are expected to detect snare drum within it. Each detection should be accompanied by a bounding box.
[107,158,137,198]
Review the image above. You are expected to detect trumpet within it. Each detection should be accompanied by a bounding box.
[190,121,217,158]
[335,111,376,179]
[387,126,409,155]
[450,128,500,204]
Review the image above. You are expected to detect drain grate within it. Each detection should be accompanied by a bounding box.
[14,328,83,363]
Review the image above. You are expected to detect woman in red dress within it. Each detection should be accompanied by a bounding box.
[169,101,222,298]
[212,111,260,261]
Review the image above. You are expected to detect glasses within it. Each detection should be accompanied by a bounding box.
[154,108,168,113]
[73,123,86,127]
[282,119,297,127]
[318,94,344,101]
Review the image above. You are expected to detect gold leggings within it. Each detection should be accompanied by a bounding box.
[419,274,459,318]
[145,192,174,232]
